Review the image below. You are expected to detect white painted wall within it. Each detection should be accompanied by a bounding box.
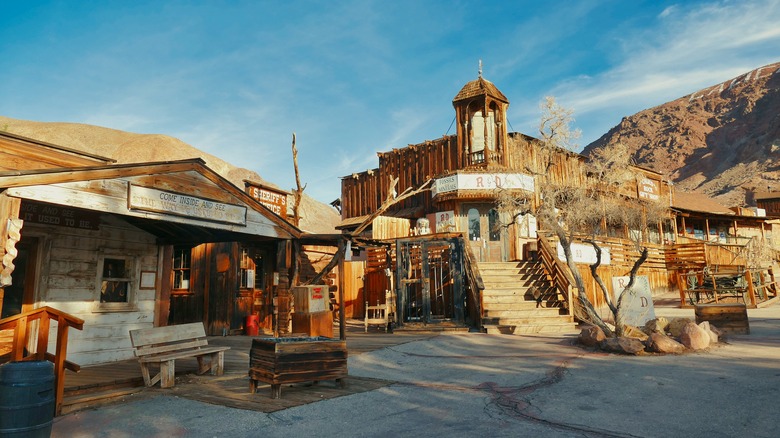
[27,214,159,366]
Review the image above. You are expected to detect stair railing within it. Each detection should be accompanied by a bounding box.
[536,233,575,316]
[461,235,485,329]
[0,306,84,415]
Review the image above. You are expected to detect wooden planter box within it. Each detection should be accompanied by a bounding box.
[695,303,750,334]
[249,337,348,399]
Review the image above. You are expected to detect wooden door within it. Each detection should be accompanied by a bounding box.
[463,204,507,262]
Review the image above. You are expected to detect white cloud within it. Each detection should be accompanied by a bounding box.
[551,0,780,143]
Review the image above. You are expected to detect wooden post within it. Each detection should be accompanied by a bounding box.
[746,270,757,307]
[53,314,70,415]
[338,238,346,340]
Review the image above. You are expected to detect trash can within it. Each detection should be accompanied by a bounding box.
[245,314,260,336]
[0,361,55,438]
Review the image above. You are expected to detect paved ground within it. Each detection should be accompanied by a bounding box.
[51,303,780,438]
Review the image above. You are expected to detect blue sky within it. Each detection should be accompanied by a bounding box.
[1,1,779,204]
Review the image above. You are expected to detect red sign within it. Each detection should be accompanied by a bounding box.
[246,183,288,216]
[311,287,324,299]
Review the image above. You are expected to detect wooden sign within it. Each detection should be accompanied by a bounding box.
[20,201,100,230]
[638,177,660,201]
[128,185,247,225]
[433,172,534,195]
[245,183,288,216]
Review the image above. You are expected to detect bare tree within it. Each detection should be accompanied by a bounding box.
[291,132,306,227]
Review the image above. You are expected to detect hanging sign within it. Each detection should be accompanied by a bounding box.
[245,182,289,216]
[433,172,534,196]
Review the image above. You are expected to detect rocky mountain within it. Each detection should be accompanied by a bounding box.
[0,116,340,233]
[584,62,780,207]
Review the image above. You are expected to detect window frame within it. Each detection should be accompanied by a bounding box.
[94,252,137,312]
[171,246,193,295]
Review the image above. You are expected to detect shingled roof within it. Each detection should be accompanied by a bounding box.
[672,191,734,215]
[453,77,509,104]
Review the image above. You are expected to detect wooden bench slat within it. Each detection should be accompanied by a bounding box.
[137,346,231,363]
[130,324,208,347]
[133,338,210,356]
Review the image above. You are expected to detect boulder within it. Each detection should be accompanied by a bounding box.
[578,324,606,347]
[600,337,645,355]
[679,322,710,350]
[668,317,694,337]
[622,324,649,341]
[643,317,669,334]
[698,321,719,344]
[645,332,686,354]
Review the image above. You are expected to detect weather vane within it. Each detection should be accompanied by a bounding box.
[478,59,483,78]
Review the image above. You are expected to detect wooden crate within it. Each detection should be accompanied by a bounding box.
[249,337,348,399]
[695,303,750,335]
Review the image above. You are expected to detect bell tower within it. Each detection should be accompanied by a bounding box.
[453,62,510,168]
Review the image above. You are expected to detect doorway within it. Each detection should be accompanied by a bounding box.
[395,237,464,326]
[463,204,507,262]
[1,238,38,319]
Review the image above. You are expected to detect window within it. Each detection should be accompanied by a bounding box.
[172,246,191,291]
[488,209,501,241]
[100,258,130,303]
[239,247,256,289]
[468,208,481,240]
[96,253,136,311]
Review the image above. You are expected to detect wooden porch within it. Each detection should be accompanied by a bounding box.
[60,321,437,415]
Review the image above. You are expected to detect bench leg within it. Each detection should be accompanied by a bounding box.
[271,384,282,399]
[160,360,176,388]
[196,356,209,374]
[249,379,258,394]
[336,378,345,389]
[213,351,225,376]
[139,363,153,387]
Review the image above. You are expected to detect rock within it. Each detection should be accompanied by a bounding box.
[578,324,606,347]
[679,322,710,350]
[698,321,719,344]
[600,337,646,355]
[668,317,694,337]
[643,317,669,334]
[645,332,686,354]
[622,325,649,341]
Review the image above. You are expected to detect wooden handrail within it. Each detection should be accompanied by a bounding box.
[461,235,484,329]
[0,306,84,416]
[536,233,576,316]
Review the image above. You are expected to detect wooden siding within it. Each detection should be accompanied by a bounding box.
[0,132,111,171]
[6,172,289,239]
[26,215,159,366]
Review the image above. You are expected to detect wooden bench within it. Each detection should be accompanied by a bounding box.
[129,322,230,388]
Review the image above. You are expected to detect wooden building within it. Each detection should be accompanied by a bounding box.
[338,72,779,331]
[0,131,305,365]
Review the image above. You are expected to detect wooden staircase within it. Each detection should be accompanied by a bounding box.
[479,261,577,335]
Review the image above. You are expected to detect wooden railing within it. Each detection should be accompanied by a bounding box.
[0,306,84,415]
[461,235,484,329]
[536,234,575,317]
